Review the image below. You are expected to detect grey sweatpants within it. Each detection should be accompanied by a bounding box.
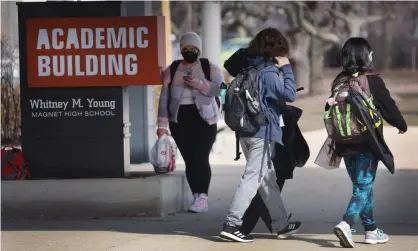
[225,137,288,232]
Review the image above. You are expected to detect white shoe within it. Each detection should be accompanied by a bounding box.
[188,194,208,213]
[364,228,389,244]
[333,221,355,248]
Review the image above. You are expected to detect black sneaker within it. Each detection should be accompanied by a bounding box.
[277,221,302,239]
[220,223,254,243]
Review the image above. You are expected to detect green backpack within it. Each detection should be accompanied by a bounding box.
[324,74,382,144]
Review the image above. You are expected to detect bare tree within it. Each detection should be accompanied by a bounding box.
[166,1,411,94]
[219,2,399,94]
[152,1,199,37]
[221,2,278,37]
[282,3,313,93]
[328,2,393,39]
[374,2,418,70]
[411,5,418,71]
[297,1,394,45]
[294,2,340,94]
[289,29,312,92]
[176,1,200,34]
[219,2,336,94]
[378,2,410,70]
[1,35,20,144]
[294,1,396,93]
[218,1,315,92]
[381,2,395,70]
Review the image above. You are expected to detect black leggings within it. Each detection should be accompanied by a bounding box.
[169,105,217,194]
[241,178,286,235]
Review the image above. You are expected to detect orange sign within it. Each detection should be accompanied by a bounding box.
[26,16,166,88]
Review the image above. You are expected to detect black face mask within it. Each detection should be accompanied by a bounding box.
[182,51,198,63]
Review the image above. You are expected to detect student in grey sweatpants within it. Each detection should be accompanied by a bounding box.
[220,27,302,243]
[227,138,288,229]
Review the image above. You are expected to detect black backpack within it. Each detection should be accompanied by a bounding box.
[224,60,274,134]
[169,58,221,108]
[224,59,275,161]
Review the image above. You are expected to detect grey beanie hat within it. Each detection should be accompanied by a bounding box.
[180,32,202,52]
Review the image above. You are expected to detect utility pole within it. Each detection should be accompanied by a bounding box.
[201,1,221,66]
[162,0,172,66]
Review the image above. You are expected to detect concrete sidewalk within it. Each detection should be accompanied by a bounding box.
[2,167,418,251]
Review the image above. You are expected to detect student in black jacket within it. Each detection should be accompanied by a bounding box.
[318,37,407,248]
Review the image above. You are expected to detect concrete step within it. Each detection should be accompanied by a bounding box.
[1,168,192,218]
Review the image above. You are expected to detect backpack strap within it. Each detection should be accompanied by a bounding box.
[199,58,211,81]
[169,60,182,86]
[199,58,222,108]
[167,60,181,116]
[357,74,371,96]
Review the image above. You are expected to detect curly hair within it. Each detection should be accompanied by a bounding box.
[247,27,289,58]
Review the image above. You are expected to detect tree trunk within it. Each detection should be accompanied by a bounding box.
[294,58,311,95]
[291,32,311,94]
[412,45,417,72]
[367,1,373,31]
[381,3,395,71]
[348,21,362,38]
[12,89,20,143]
[186,1,192,31]
[236,25,248,37]
[382,27,392,70]
[3,86,11,141]
[310,37,327,95]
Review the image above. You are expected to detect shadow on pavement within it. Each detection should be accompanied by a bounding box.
[2,168,418,244]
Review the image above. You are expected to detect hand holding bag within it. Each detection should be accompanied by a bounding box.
[149,135,177,174]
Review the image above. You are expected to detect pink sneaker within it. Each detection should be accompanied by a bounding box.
[188,194,208,213]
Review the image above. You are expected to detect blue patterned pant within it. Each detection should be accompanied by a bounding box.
[343,152,377,231]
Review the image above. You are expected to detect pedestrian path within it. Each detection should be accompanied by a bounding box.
[2,167,418,251]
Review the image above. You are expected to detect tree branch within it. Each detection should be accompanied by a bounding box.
[328,8,350,23]
[171,22,180,36]
[178,2,193,32]
[365,15,386,24]
[269,2,297,27]
[329,8,395,28]
[295,2,341,44]
[221,2,269,22]
[321,43,334,52]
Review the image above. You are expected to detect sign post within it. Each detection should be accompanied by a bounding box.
[17,1,165,179]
